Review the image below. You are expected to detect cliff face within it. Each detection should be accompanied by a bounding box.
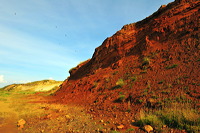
[68,0,199,80]
[56,0,199,118]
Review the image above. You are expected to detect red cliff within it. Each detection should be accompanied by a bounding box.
[55,0,199,131]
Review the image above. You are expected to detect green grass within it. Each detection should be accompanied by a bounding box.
[110,130,120,133]
[16,91,36,95]
[126,128,135,132]
[119,95,125,100]
[0,98,7,101]
[93,82,98,88]
[135,103,200,132]
[130,76,137,82]
[142,57,150,66]
[0,91,11,97]
[158,80,164,84]
[114,95,125,103]
[136,113,163,128]
[116,78,125,87]
[140,70,147,74]
[111,78,125,90]
[136,99,143,104]
[113,71,119,75]
[165,64,178,69]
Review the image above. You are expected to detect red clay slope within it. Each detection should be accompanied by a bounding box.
[55,0,199,130]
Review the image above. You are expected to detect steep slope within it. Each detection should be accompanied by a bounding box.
[55,0,199,132]
[1,80,63,92]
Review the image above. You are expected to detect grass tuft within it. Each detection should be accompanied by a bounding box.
[165,64,178,69]
[135,103,200,132]
[111,78,125,90]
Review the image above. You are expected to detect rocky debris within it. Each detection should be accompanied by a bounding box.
[17,119,26,129]
[55,0,200,132]
[100,120,104,123]
[143,125,153,133]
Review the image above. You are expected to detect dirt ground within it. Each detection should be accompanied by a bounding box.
[0,91,102,133]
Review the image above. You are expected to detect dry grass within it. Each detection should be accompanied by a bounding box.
[136,103,200,132]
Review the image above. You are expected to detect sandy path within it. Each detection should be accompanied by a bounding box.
[0,98,18,133]
[0,92,101,133]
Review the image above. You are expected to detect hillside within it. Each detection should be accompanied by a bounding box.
[55,0,200,132]
[1,80,63,92]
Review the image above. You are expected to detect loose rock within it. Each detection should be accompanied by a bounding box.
[65,115,70,119]
[17,119,26,129]
[143,125,153,133]
[117,124,124,129]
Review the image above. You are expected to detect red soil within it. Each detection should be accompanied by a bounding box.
[54,0,199,132]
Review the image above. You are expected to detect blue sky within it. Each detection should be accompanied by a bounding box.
[0,0,174,87]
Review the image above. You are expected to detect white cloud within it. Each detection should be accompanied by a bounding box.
[0,75,7,83]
